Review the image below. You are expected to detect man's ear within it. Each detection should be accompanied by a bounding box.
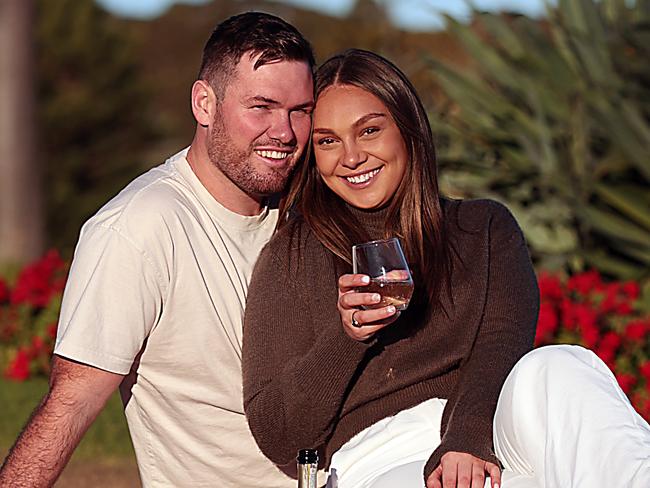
[191,80,216,127]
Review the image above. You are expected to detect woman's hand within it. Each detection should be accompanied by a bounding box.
[337,274,399,341]
[427,452,501,488]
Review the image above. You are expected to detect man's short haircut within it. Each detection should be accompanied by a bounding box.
[198,12,315,100]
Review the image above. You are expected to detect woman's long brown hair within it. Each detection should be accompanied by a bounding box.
[279,49,450,308]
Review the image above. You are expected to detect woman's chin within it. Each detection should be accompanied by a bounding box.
[340,195,392,211]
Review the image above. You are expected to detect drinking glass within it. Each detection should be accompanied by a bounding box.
[352,237,414,311]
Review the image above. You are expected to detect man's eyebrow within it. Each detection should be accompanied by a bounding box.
[313,113,386,134]
[246,96,314,111]
[247,96,279,105]
[293,101,315,110]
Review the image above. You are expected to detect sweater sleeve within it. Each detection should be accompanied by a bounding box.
[424,201,539,478]
[243,234,373,466]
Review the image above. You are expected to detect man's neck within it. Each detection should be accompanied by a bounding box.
[186,143,265,217]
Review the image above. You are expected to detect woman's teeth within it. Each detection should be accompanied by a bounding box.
[256,150,290,160]
[346,168,381,184]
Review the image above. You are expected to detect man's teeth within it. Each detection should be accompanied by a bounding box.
[346,168,380,184]
[256,150,290,160]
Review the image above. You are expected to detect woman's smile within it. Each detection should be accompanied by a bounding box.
[341,166,384,187]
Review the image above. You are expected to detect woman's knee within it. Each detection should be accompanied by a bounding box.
[509,344,597,384]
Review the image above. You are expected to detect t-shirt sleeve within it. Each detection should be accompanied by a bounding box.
[424,201,539,477]
[54,222,166,375]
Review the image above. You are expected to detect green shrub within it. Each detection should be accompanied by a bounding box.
[431,0,650,279]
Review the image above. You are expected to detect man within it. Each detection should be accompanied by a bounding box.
[0,12,314,487]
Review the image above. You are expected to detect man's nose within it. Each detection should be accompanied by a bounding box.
[267,112,296,145]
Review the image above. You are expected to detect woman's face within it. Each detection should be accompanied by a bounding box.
[312,84,408,210]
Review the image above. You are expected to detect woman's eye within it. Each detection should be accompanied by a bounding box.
[316,137,336,146]
[361,127,379,136]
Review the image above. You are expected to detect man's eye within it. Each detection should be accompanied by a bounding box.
[294,108,313,115]
[251,105,269,110]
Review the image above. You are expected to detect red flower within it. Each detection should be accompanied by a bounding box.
[538,272,564,302]
[575,303,598,330]
[580,323,600,348]
[10,249,66,308]
[616,302,633,315]
[599,284,620,314]
[567,270,603,295]
[625,321,648,341]
[622,281,640,301]
[560,299,578,330]
[5,349,30,381]
[600,331,622,351]
[47,322,58,339]
[616,373,637,394]
[0,278,9,303]
[536,302,558,344]
[599,283,634,316]
[640,361,650,383]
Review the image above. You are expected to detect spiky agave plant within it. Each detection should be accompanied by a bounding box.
[429,0,650,279]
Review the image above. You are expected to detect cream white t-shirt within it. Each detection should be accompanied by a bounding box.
[55,149,292,487]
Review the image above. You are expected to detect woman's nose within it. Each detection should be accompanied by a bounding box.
[341,142,367,169]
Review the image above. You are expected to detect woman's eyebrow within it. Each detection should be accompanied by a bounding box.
[313,113,386,135]
[353,113,386,127]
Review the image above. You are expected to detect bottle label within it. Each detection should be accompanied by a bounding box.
[298,463,318,488]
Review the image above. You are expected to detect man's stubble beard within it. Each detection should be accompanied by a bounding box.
[206,112,297,198]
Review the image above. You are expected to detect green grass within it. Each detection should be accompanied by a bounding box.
[0,379,135,460]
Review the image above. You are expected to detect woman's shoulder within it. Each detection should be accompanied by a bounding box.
[443,198,520,235]
[257,216,325,270]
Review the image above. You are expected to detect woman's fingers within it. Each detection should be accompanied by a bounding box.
[337,273,401,341]
[457,459,473,488]
[339,291,381,309]
[338,273,369,293]
[471,462,485,488]
[432,452,498,488]
[441,462,458,488]
[343,309,400,341]
[486,462,501,488]
[426,465,443,488]
[352,306,398,325]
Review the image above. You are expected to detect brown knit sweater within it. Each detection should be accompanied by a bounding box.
[243,198,539,480]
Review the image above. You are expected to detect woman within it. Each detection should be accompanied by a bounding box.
[243,49,650,488]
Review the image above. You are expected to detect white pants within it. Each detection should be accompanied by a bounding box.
[326,345,650,488]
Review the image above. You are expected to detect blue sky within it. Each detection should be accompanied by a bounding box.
[95,0,551,31]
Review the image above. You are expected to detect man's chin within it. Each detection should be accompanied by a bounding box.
[243,176,290,197]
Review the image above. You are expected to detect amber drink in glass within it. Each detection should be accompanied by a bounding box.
[352,238,414,311]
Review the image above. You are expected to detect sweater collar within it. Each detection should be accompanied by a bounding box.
[345,203,392,241]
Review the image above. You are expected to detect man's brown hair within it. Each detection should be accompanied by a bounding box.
[198,12,315,100]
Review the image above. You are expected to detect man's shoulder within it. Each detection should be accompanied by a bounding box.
[82,153,192,237]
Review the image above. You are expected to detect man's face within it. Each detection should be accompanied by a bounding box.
[207,54,314,197]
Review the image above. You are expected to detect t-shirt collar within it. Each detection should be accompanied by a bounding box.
[172,148,274,231]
